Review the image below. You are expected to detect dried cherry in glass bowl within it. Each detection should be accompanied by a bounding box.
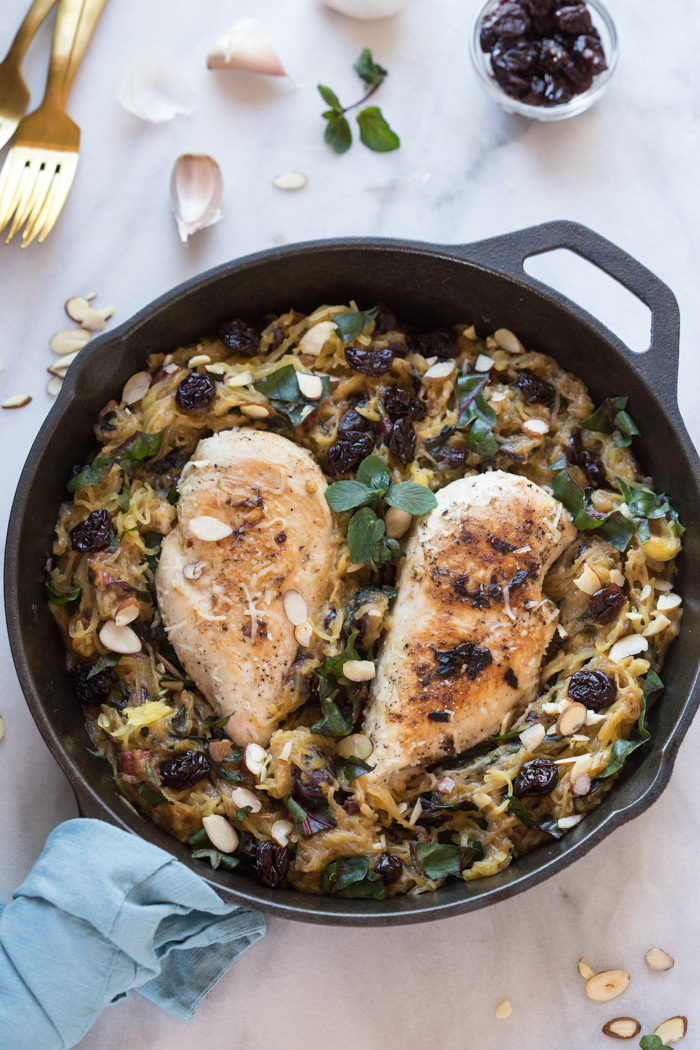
[469,0,618,122]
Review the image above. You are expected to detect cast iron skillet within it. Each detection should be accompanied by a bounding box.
[6,221,699,925]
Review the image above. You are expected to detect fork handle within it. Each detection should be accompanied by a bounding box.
[5,0,58,66]
[44,0,107,107]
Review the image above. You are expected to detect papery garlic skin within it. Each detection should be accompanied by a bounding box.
[320,0,413,18]
[207,20,286,76]
[171,155,223,243]
[116,46,196,123]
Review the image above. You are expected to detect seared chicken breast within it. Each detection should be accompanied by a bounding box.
[364,471,576,779]
[156,428,332,746]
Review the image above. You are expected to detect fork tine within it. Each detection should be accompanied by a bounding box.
[0,150,33,236]
[30,155,78,246]
[23,155,77,247]
[6,160,53,244]
[16,161,58,247]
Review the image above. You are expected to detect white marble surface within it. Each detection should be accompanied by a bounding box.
[0,0,699,1046]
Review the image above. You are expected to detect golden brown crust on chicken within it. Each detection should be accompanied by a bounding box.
[156,428,332,746]
[364,471,576,778]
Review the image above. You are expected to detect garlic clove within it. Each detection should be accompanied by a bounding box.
[207,21,286,76]
[320,0,413,18]
[116,46,196,123]
[171,154,223,243]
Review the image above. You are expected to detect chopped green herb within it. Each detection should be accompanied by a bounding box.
[67,456,113,492]
[138,763,173,807]
[45,583,82,606]
[117,487,131,512]
[638,1036,665,1050]
[191,848,239,871]
[581,395,639,448]
[87,653,120,678]
[596,670,663,780]
[455,374,498,458]
[332,307,378,345]
[616,477,684,542]
[552,468,635,552]
[117,431,163,462]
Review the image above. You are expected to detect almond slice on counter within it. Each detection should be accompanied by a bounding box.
[653,1017,687,1044]
[122,371,151,405]
[556,702,587,736]
[585,969,630,1002]
[50,328,91,355]
[65,297,115,331]
[273,170,307,191]
[578,957,596,980]
[202,814,238,854]
[283,589,308,626]
[2,394,32,409]
[602,1017,641,1040]
[46,376,63,397]
[494,328,524,353]
[495,1000,512,1019]
[644,947,675,971]
[189,516,233,541]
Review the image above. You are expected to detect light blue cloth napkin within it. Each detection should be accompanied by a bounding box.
[0,819,265,1050]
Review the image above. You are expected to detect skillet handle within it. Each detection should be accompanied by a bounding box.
[451,220,680,397]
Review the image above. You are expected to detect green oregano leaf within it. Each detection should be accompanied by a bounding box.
[357,107,400,152]
[353,48,387,90]
[639,1036,665,1050]
[87,653,120,678]
[332,308,378,345]
[384,482,437,515]
[325,480,375,513]
[318,84,342,111]
[45,583,82,606]
[355,453,390,492]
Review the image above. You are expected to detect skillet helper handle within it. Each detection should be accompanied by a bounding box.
[44,0,107,108]
[453,220,680,395]
[3,0,58,67]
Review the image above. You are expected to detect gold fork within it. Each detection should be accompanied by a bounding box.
[0,0,58,151]
[0,0,107,248]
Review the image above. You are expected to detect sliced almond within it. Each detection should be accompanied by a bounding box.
[570,754,592,783]
[0,714,4,741]
[574,563,601,595]
[298,320,337,356]
[245,742,268,777]
[297,372,324,400]
[279,740,292,762]
[495,1000,512,1019]
[209,739,232,763]
[586,709,606,726]
[273,170,307,191]
[522,418,549,437]
[653,578,673,591]
[98,620,141,654]
[643,613,672,637]
[437,775,455,794]
[474,353,494,371]
[644,947,675,972]
[202,814,239,854]
[50,328,91,355]
[494,328,524,353]
[557,814,583,829]
[271,819,294,847]
[654,1017,687,1044]
[519,723,545,750]
[283,589,308,626]
[464,324,477,339]
[578,957,597,980]
[610,569,626,587]
[164,363,179,375]
[189,516,233,541]
[114,597,140,627]
[602,1017,641,1039]
[572,772,591,796]
[183,561,205,580]
[240,402,272,419]
[342,660,376,683]
[385,506,413,539]
[227,370,253,388]
[423,360,456,382]
[2,394,31,409]
[556,702,587,736]
[608,634,648,663]
[585,970,631,1002]
[657,592,681,611]
[122,371,151,405]
[206,362,226,375]
[66,297,115,331]
[294,621,313,647]
[472,791,492,809]
[188,354,211,368]
[46,376,63,397]
[231,786,262,813]
[336,733,374,761]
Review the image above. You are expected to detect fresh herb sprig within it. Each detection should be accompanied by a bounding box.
[325,454,437,568]
[319,49,400,155]
[616,477,684,542]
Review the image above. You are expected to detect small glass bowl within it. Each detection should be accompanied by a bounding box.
[469,0,618,121]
